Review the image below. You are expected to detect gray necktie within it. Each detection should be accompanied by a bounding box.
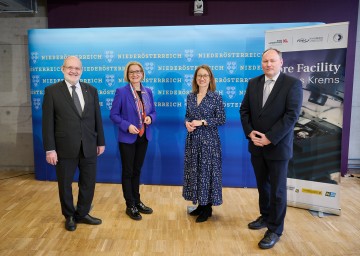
[71,85,82,115]
[263,79,273,106]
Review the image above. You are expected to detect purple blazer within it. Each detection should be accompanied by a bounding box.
[110,83,156,143]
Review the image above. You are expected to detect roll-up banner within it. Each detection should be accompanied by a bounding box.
[29,22,319,187]
[265,22,349,215]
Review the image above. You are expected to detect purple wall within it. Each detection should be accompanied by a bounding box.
[47,0,359,175]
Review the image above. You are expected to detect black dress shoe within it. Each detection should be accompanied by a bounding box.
[196,205,212,223]
[65,216,76,231]
[136,202,153,214]
[76,214,102,225]
[126,206,142,220]
[258,230,280,249]
[189,205,204,216]
[248,216,267,230]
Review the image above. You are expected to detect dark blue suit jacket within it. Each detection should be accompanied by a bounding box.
[110,83,156,143]
[240,73,303,160]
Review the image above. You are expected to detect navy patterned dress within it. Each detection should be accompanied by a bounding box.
[183,91,226,206]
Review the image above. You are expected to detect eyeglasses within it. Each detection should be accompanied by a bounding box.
[129,70,142,75]
[64,66,82,72]
[197,74,210,79]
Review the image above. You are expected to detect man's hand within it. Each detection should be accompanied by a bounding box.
[46,151,58,165]
[249,130,271,147]
[97,146,105,156]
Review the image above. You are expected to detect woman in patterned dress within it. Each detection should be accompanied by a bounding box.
[183,64,226,223]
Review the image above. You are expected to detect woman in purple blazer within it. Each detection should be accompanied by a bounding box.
[110,61,156,221]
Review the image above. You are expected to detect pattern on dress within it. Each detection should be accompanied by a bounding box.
[183,91,226,206]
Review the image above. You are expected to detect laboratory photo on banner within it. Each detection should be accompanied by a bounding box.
[286,48,345,185]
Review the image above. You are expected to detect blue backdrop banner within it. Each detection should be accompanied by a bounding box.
[28,23,318,187]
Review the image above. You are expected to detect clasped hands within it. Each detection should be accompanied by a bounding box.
[128,116,152,134]
[185,120,203,132]
[249,130,271,147]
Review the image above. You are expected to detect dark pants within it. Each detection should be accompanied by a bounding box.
[56,145,97,218]
[119,135,148,207]
[251,155,289,236]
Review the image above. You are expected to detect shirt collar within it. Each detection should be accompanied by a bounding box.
[65,80,80,89]
[265,72,280,83]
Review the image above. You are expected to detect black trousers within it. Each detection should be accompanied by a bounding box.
[119,135,148,207]
[56,145,97,218]
[251,155,289,236]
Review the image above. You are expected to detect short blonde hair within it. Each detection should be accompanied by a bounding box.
[192,64,216,93]
[123,61,145,82]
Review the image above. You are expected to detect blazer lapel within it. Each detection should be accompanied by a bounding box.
[60,81,77,112]
[126,84,139,113]
[262,73,284,110]
[80,82,89,115]
[257,76,266,111]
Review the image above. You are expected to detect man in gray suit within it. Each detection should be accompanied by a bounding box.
[42,56,105,231]
[240,48,303,249]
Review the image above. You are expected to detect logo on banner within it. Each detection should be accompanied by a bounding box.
[32,97,41,110]
[104,51,115,63]
[105,74,115,87]
[325,191,336,197]
[184,74,193,87]
[32,75,40,87]
[30,52,39,64]
[226,86,236,99]
[105,98,113,110]
[184,49,194,62]
[144,62,155,74]
[333,33,343,42]
[226,62,237,74]
[297,36,323,43]
[268,38,289,46]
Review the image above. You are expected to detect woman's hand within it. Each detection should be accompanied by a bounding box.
[128,124,140,134]
[144,116,152,125]
[185,121,196,132]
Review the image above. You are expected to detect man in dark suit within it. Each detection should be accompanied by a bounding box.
[240,48,303,249]
[42,56,105,231]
